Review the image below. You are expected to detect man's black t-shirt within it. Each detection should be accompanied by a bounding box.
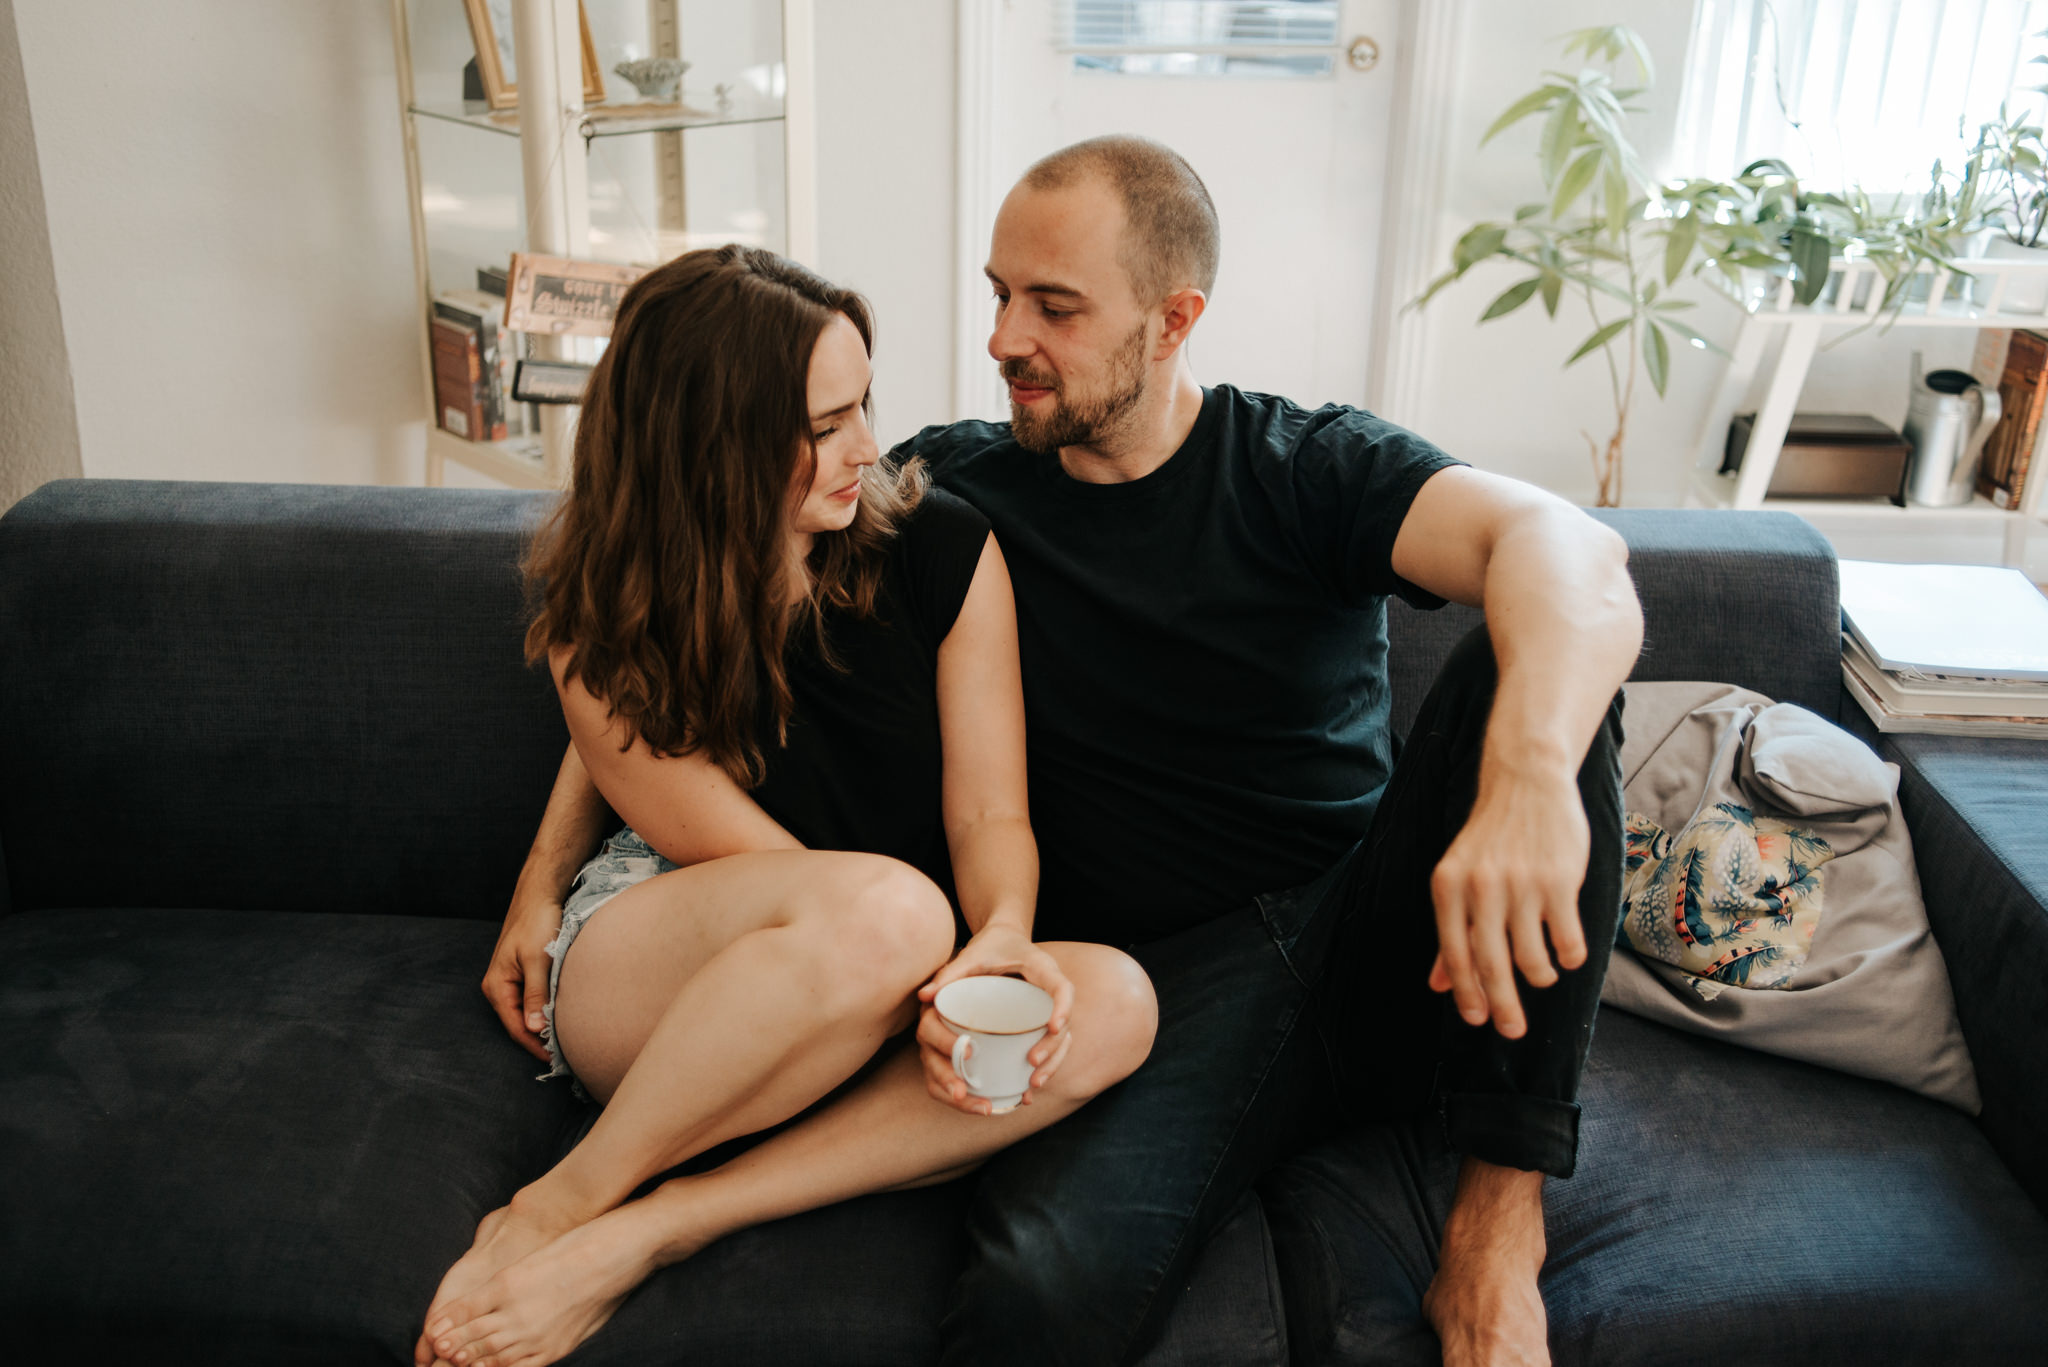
[893,384,1463,943]
[747,487,990,900]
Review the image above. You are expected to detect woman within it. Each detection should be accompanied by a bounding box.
[414,246,1158,1367]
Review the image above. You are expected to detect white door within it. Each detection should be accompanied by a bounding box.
[960,0,1401,418]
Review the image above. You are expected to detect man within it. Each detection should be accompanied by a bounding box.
[489,136,1640,1366]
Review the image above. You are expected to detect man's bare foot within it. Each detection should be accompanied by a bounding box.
[1422,1158,1551,1367]
[416,1199,696,1367]
[413,1195,587,1367]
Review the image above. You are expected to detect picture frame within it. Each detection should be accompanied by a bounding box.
[463,0,606,112]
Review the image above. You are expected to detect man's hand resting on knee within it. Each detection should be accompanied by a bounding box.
[1427,755,1591,1040]
[1385,467,1639,1043]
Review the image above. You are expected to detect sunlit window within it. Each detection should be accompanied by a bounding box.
[1063,0,1340,78]
[1671,0,2044,192]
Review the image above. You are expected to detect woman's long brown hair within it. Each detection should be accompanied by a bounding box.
[522,244,926,786]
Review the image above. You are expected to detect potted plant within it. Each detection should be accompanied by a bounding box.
[1416,27,1712,506]
[1418,26,1981,505]
[1969,94,2048,313]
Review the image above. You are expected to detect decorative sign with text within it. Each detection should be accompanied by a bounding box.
[513,358,595,404]
[504,253,647,337]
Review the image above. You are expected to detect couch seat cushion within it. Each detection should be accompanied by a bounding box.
[1261,1008,2048,1367]
[0,908,983,1365]
[1,908,1284,1364]
[0,908,585,1361]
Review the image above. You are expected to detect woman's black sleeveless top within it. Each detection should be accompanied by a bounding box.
[748,488,990,898]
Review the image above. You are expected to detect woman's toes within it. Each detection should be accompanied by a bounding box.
[431,1318,477,1359]
[437,1295,503,1347]
[440,1298,516,1363]
[451,1324,510,1367]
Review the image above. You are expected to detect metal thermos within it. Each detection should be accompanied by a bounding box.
[1902,352,2002,507]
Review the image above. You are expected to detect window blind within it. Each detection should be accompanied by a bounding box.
[1670,0,2042,192]
[1060,0,1341,78]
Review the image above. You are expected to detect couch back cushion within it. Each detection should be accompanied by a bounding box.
[1387,508,1840,737]
[0,480,566,920]
[0,484,1840,921]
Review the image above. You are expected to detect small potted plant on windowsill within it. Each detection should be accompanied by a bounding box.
[1968,96,2048,314]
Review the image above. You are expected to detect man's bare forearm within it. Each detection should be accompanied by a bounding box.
[514,742,615,905]
[1480,509,1640,785]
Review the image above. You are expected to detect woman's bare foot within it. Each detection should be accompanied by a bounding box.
[413,1196,587,1367]
[416,1199,701,1367]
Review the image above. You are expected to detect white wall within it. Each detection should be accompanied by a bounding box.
[0,0,81,512]
[12,0,426,487]
[812,0,956,453]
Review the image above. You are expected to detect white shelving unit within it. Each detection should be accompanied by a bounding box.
[1687,253,2048,568]
[387,0,817,489]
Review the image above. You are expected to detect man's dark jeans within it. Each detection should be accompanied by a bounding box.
[938,628,1627,1365]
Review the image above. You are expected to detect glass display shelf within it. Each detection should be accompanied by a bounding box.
[393,0,813,486]
[409,88,784,143]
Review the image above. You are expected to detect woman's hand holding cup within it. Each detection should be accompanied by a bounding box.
[916,925,1073,1115]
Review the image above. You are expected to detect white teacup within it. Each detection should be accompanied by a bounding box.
[933,976,1054,1115]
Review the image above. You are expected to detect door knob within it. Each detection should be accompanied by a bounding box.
[1346,35,1380,71]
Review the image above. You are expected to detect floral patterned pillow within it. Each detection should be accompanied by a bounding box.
[1621,804,1834,1000]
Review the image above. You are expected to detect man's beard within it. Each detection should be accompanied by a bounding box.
[1003,320,1149,454]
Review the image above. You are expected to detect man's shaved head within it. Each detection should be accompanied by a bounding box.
[1020,136,1220,305]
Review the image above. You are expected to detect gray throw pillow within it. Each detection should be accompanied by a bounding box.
[1600,681,1981,1112]
[1741,703,1897,816]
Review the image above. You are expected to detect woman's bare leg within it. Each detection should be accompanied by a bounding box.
[419,941,1157,1367]
[413,849,955,1367]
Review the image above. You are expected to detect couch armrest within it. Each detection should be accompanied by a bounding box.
[1882,733,2048,1214]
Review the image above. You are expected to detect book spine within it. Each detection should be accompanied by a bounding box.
[430,318,489,441]
[474,307,506,441]
[1980,330,2047,507]
[497,331,526,436]
[2013,364,2047,509]
[432,298,508,442]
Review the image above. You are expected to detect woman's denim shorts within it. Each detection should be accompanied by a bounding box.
[537,826,678,1103]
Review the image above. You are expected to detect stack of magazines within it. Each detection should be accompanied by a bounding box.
[1838,560,2048,739]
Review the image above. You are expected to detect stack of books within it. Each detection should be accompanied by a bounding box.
[1838,560,2048,739]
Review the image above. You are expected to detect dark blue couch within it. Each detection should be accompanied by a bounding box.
[2,479,2044,1365]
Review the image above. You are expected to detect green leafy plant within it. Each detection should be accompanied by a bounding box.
[1668,159,1983,316]
[1416,27,1717,506]
[1971,96,2046,249]
[1417,25,1984,506]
